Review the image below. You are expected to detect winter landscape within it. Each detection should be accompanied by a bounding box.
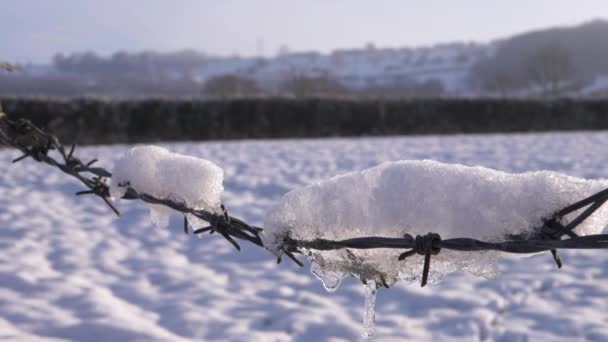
[4,19,608,99]
[3,2,608,341]
[1,132,608,341]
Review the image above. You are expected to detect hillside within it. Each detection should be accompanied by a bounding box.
[2,20,608,98]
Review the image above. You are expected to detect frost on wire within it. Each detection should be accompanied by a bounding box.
[262,160,608,290]
[110,145,224,228]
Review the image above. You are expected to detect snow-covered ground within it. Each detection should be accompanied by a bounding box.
[1,132,608,341]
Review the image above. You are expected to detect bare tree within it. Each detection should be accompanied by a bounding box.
[281,72,350,98]
[488,70,514,98]
[202,74,261,99]
[525,43,576,98]
[470,59,515,98]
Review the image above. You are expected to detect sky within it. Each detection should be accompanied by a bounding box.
[1,0,608,64]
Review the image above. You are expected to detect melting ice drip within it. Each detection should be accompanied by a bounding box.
[310,261,378,337]
[362,280,378,339]
[310,261,343,292]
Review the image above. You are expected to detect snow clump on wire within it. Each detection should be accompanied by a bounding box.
[110,149,608,290]
[262,160,608,290]
[110,145,224,228]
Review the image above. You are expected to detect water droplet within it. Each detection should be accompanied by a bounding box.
[310,262,343,292]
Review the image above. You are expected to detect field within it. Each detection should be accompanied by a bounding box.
[1,132,608,341]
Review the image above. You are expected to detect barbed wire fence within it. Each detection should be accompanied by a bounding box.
[2,107,608,288]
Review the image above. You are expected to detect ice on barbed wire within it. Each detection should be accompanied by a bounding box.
[262,160,608,288]
[110,145,224,228]
[361,280,378,339]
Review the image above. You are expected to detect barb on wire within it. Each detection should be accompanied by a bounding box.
[2,111,608,287]
[0,112,264,252]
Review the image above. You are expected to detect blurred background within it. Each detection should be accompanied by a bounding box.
[1,1,608,142]
[2,0,608,99]
[0,0,608,144]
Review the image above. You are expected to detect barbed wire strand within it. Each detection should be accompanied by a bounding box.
[2,112,608,287]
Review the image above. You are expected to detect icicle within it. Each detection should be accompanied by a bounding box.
[310,261,344,292]
[148,204,172,229]
[361,280,377,339]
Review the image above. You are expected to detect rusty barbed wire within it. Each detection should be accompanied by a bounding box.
[2,111,608,287]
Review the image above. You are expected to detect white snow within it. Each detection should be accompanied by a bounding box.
[2,133,608,340]
[110,145,224,228]
[263,160,608,288]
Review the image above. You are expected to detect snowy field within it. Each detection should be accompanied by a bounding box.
[1,132,608,341]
